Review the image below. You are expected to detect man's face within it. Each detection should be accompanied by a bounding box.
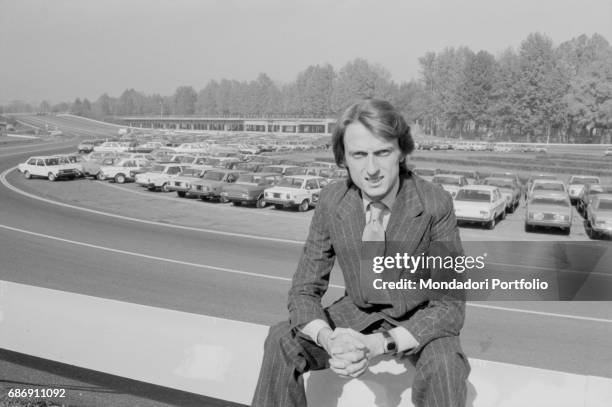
[343,121,404,201]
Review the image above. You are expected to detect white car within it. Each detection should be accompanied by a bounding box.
[97,158,151,183]
[528,179,568,200]
[264,175,327,211]
[453,185,507,229]
[18,156,81,181]
[135,164,187,191]
[432,174,469,198]
[567,175,600,204]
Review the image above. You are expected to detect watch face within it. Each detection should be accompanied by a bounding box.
[387,341,396,352]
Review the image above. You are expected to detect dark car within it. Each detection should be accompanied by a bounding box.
[220,172,282,208]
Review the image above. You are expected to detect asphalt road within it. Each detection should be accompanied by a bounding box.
[1,136,612,407]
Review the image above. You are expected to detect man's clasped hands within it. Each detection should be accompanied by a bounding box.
[317,327,386,379]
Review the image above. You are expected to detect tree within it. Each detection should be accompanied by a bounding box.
[173,86,197,115]
[332,58,395,113]
[39,100,51,114]
[294,64,335,117]
[459,51,496,135]
[70,98,83,116]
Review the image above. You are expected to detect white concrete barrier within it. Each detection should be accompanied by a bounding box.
[0,280,610,406]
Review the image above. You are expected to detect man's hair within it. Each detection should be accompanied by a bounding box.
[332,98,414,174]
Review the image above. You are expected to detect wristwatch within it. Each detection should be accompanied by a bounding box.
[381,330,397,354]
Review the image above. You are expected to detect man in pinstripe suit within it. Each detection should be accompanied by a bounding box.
[252,99,470,407]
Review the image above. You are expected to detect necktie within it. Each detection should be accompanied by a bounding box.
[362,202,386,242]
[360,202,391,304]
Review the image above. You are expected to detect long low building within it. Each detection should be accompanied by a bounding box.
[121,116,337,135]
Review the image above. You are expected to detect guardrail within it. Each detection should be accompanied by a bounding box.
[1,280,610,406]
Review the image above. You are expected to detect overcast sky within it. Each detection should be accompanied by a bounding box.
[1,0,611,105]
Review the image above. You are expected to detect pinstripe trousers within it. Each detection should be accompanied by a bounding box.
[251,319,470,407]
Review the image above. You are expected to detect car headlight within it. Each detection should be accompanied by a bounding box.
[203,186,210,192]
[286,194,291,199]
[479,210,489,217]
[531,212,544,220]
[595,220,607,225]
[553,214,564,221]
[242,193,248,198]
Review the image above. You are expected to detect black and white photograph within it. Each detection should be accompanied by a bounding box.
[1,1,612,406]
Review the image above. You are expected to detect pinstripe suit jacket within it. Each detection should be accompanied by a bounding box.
[288,172,465,354]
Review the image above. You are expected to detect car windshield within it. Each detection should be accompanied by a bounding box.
[597,200,612,211]
[285,167,307,176]
[277,177,304,188]
[332,170,347,178]
[203,171,225,181]
[236,174,255,183]
[261,166,283,173]
[532,176,556,181]
[44,158,60,165]
[455,190,491,202]
[534,183,564,191]
[433,176,460,185]
[530,197,569,207]
[484,179,513,188]
[205,158,221,165]
[571,177,599,185]
[415,169,436,176]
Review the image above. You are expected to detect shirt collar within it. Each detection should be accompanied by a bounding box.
[361,177,400,213]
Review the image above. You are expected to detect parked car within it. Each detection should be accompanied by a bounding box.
[80,155,121,178]
[432,174,469,198]
[93,141,131,153]
[577,184,612,216]
[604,147,612,157]
[567,175,600,205]
[189,169,243,201]
[220,172,283,207]
[97,158,151,183]
[528,179,568,200]
[328,168,349,182]
[481,177,521,213]
[166,167,208,197]
[525,192,572,234]
[584,194,612,239]
[135,163,187,191]
[453,185,507,229]
[413,168,438,182]
[264,175,327,211]
[259,165,301,176]
[449,170,480,184]
[18,156,81,181]
[77,139,105,153]
[525,174,558,199]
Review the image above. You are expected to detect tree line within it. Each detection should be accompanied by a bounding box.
[2,32,610,143]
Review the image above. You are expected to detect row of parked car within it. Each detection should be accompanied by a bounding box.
[15,149,611,238]
[414,167,612,238]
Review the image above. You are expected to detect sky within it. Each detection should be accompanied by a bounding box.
[1,0,611,105]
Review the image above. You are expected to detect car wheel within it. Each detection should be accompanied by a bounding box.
[115,173,126,184]
[500,210,506,220]
[524,223,532,232]
[200,196,208,201]
[232,201,241,206]
[24,171,31,179]
[161,183,169,192]
[97,172,104,181]
[48,172,56,182]
[486,217,496,230]
[563,227,571,236]
[220,195,229,203]
[298,199,310,212]
[177,191,186,198]
[148,186,156,192]
[274,204,284,210]
[256,196,266,208]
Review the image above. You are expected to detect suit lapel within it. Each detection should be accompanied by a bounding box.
[386,174,427,252]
